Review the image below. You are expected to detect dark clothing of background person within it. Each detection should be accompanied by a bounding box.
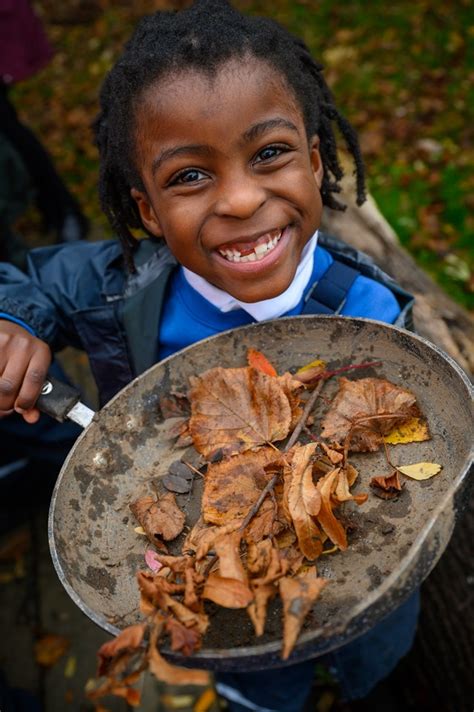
[0,0,88,243]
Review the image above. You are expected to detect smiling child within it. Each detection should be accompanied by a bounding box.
[0,1,417,709]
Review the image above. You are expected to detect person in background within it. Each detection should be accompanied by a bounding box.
[0,0,88,245]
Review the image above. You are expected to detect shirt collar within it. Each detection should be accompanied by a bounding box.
[182,231,318,322]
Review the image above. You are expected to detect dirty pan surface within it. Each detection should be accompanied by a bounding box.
[49,317,473,670]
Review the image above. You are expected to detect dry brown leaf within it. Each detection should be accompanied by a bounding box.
[247,583,276,636]
[247,538,274,577]
[149,625,209,686]
[279,575,327,659]
[370,470,403,493]
[202,447,281,525]
[202,574,254,608]
[321,377,421,452]
[164,618,202,656]
[214,530,246,582]
[189,366,293,458]
[97,624,146,677]
[284,444,324,560]
[276,372,304,428]
[130,493,185,543]
[315,468,348,550]
[34,634,70,668]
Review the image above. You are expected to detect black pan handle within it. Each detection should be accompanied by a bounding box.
[36,375,81,422]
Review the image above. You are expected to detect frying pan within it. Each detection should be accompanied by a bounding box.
[45,316,473,671]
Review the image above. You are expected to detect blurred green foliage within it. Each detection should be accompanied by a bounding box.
[13,0,473,308]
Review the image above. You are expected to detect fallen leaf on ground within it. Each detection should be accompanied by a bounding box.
[189,366,293,458]
[397,462,442,480]
[64,655,76,678]
[370,470,403,499]
[130,492,185,543]
[35,634,70,667]
[321,377,421,451]
[194,687,217,712]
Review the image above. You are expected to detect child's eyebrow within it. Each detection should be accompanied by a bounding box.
[152,145,212,175]
[242,118,299,143]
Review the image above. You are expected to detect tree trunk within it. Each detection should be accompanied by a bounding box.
[322,178,474,376]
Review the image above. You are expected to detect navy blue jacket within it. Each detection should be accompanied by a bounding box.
[0,234,413,405]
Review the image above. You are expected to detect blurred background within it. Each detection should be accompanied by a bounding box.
[0,1,472,711]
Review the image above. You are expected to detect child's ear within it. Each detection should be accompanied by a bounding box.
[130,188,163,237]
[309,135,324,188]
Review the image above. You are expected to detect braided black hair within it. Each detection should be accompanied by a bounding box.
[94,0,366,271]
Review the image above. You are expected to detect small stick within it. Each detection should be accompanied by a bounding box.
[285,380,325,452]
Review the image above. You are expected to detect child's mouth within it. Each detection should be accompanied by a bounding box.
[216,228,283,263]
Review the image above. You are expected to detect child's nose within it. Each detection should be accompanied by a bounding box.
[214,176,267,219]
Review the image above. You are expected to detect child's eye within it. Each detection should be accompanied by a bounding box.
[254,145,286,163]
[169,168,207,185]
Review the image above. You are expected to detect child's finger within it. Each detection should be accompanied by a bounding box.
[15,349,50,412]
[16,407,41,424]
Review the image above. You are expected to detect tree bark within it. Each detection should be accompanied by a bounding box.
[322,177,474,375]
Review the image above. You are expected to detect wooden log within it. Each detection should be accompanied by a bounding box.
[322,176,474,375]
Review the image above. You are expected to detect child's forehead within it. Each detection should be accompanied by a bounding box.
[140,56,297,116]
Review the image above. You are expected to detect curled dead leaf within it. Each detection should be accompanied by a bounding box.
[202,574,254,608]
[130,492,185,543]
[149,625,209,686]
[284,444,324,559]
[279,575,327,659]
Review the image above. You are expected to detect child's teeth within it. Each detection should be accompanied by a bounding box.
[219,229,283,263]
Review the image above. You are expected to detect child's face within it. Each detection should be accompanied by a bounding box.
[132,58,323,303]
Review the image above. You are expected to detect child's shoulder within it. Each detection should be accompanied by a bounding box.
[316,233,414,327]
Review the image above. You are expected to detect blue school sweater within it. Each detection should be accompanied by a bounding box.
[159,244,400,359]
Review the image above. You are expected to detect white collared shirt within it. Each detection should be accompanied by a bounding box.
[182,231,318,321]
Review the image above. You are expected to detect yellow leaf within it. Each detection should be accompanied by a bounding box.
[296,358,326,374]
[64,655,76,678]
[194,688,217,712]
[384,417,430,444]
[160,693,195,709]
[134,526,147,535]
[397,462,442,480]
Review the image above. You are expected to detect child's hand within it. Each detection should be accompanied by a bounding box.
[0,320,52,423]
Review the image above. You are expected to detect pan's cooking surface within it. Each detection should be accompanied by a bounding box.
[49,317,473,670]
